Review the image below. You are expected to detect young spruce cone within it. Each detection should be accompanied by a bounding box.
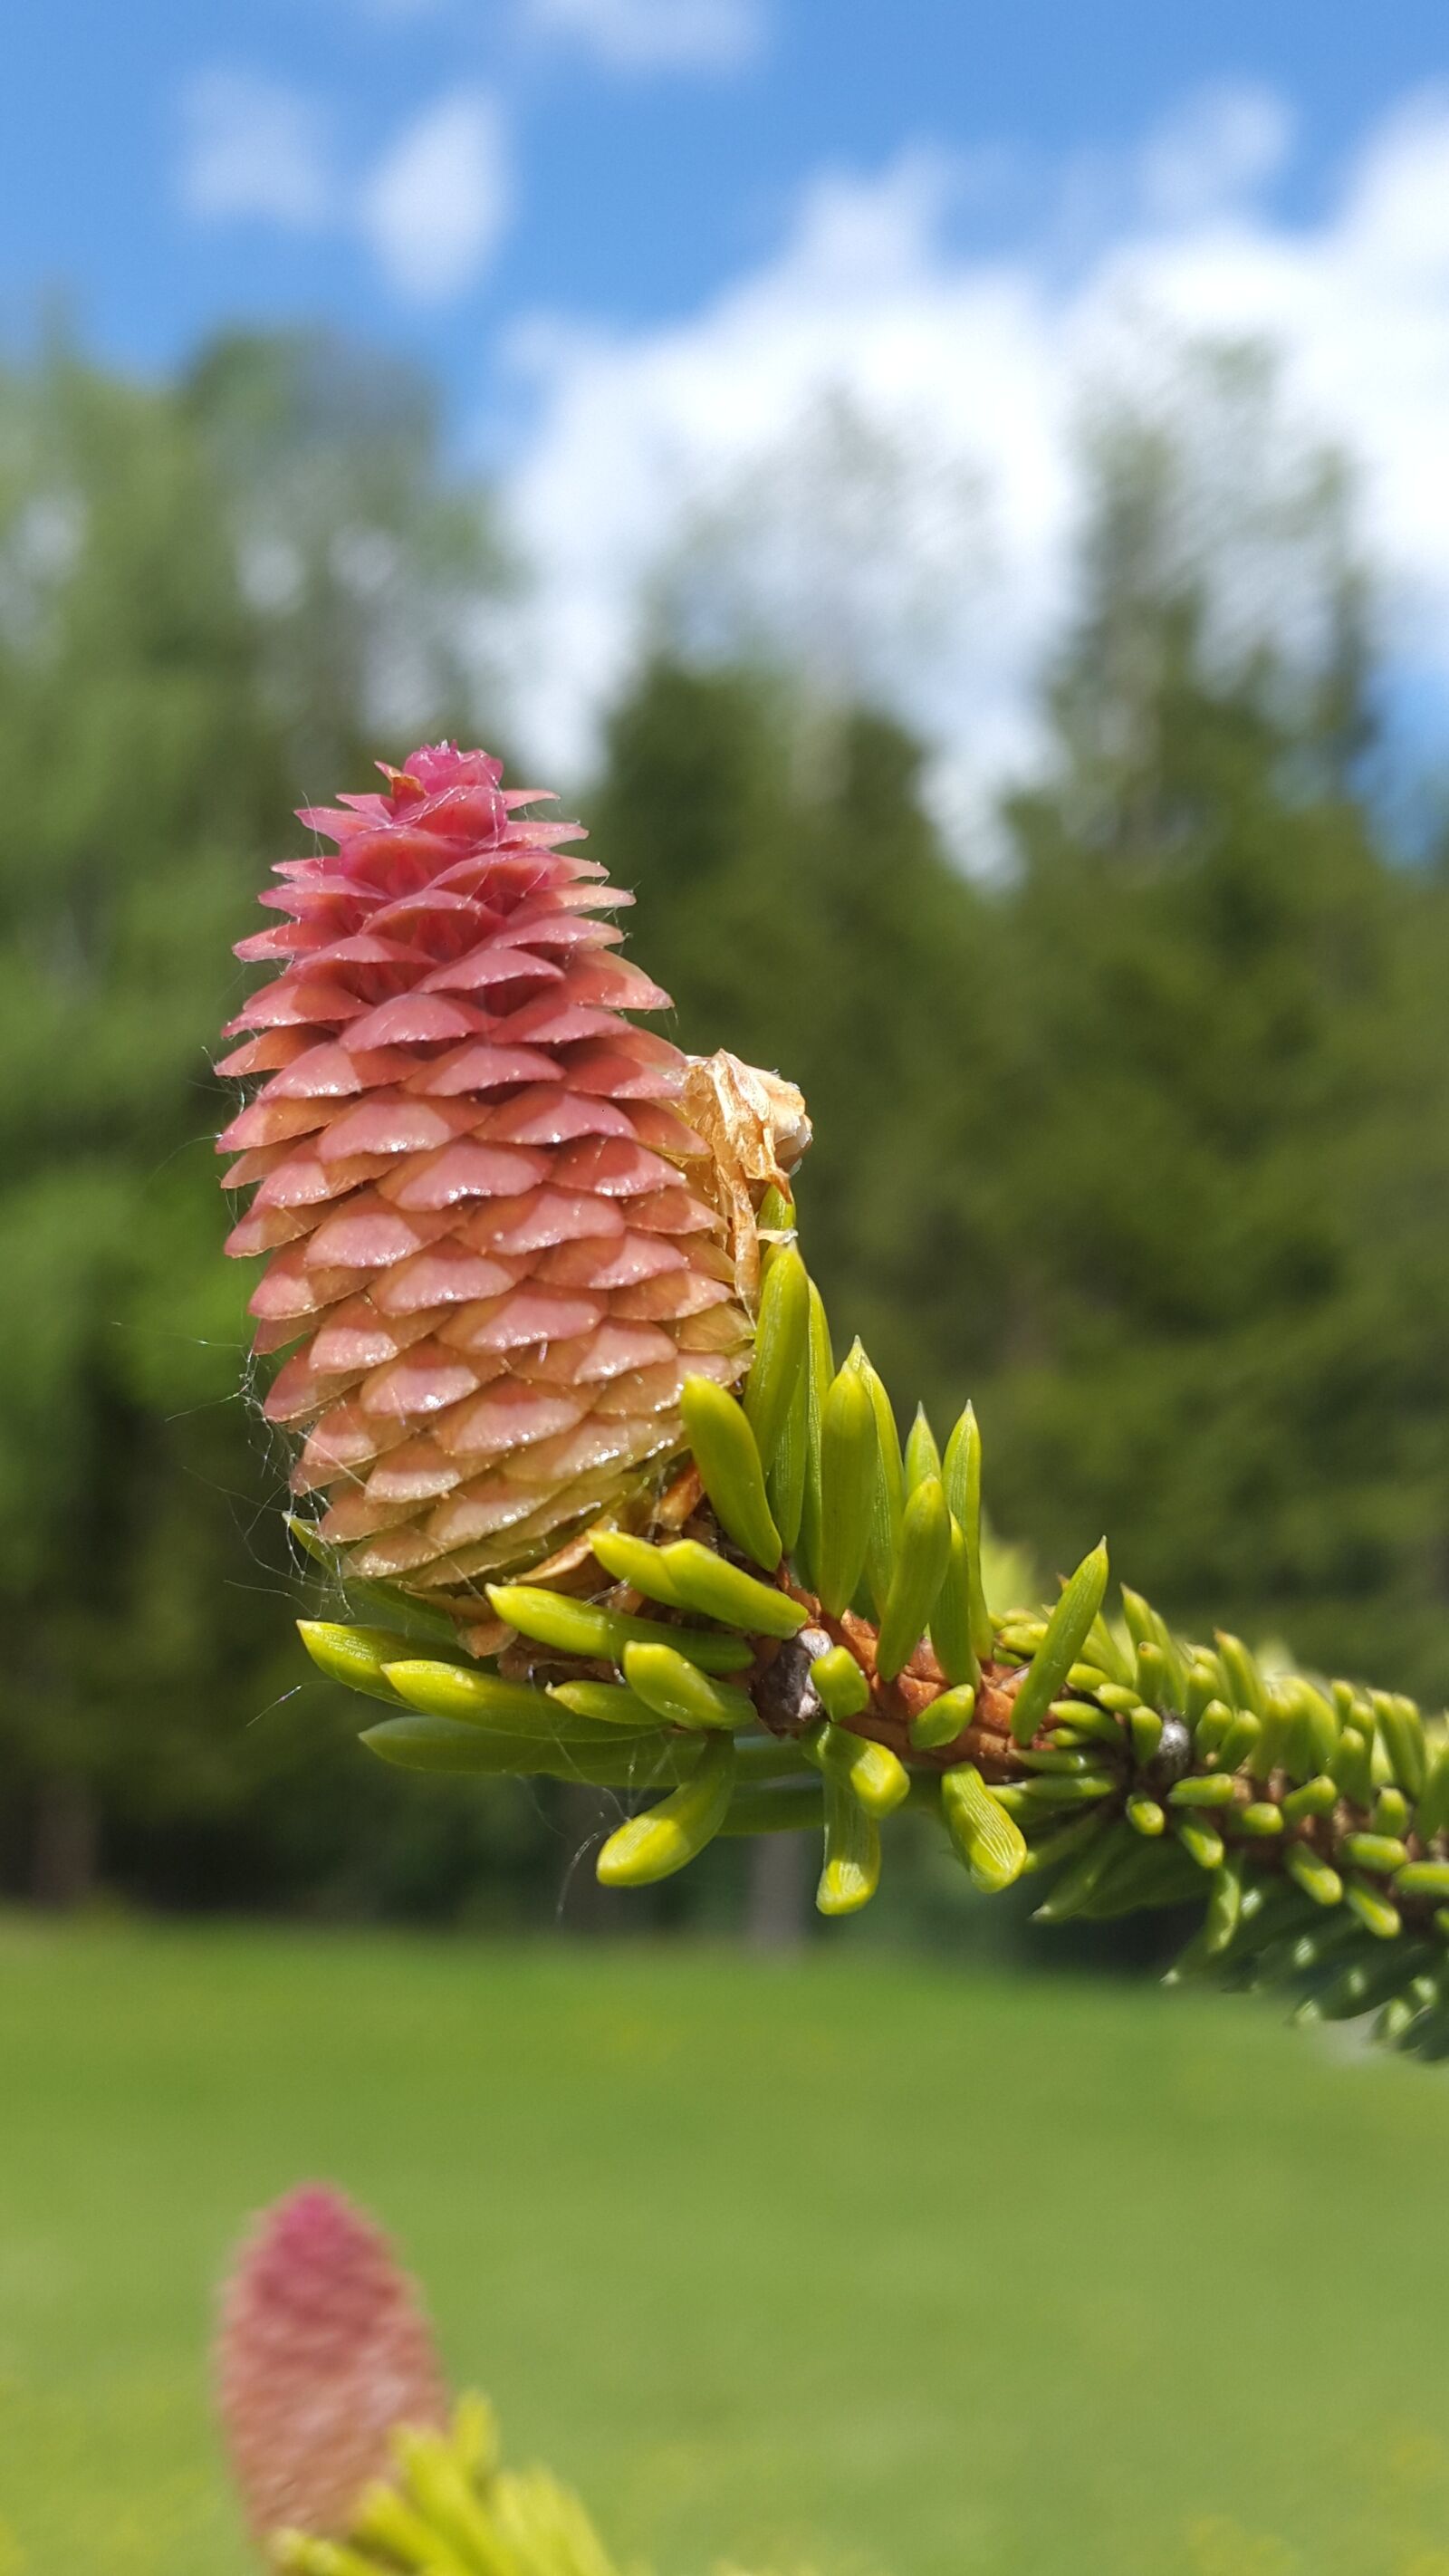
[224,747,1449,2058]
[216,2185,447,2542]
[216,2185,639,2575]
[220,743,805,1632]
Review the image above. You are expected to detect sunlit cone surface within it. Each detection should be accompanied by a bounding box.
[219,745,792,1607]
[216,2184,447,2541]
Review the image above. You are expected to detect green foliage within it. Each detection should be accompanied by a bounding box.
[0,332,511,1907]
[979,424,1449,1698]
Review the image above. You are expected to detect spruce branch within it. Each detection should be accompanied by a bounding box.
[220,745,1449,2056]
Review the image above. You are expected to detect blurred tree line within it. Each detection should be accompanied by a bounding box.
[4,326,1449,1935]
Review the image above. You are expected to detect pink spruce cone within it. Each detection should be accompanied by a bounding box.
[216,2183,449,2540]
[218,745,774,1614]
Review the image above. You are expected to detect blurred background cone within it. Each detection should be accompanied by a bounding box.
[216,2182,448,2540]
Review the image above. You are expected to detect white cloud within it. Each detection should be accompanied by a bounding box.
[179,74,509,303]
[495,87,1449,846]
[1139,81,1294,225]
[178,72,333,228]
[359,90,511,301]
[525,0,763,74]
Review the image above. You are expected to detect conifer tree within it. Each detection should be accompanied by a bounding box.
[979,363,1449,1700]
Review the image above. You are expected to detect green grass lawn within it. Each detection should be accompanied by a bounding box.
[2,1922,1449,2576]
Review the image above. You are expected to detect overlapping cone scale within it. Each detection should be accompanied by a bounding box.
[219,745,770,1611]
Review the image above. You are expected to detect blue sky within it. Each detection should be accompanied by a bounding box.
[11,0,1449,823]
[14,0,1446,399]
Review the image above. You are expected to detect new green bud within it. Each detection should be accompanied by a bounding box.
[1215,1632,1268,1718]
[591,1533,806,1640]
[548,1679,661,1728]
[587,1528,686,1603]
[1134,1632,1187,1717]
[596,1735,736,1886]
[1084,1616,1133,1688]
[1203,1851,1245,1957]
[940,1761,1028,1893]
[1287,1681,1339,1780]
[485,1583,753,1673]
[361,1715,680,1783]
[297,1620,414,1706]
[1251,1686,1296,1781]
[1008,1542,1111,1747]
[1175,1816,1224,1871]
[744,1244,810,1472]
[1129,1706,1164,1766]
[1021,1745,1105,1774]
[1193,1699,1233,1761]
[1344,1879,1402,1942]
[1373,1691,1428,1800]
[876,1474,953,1681]
[680,1374,782,1571]
[1169,1773,1238,1809]
[1340,1832,1408,1877]
[817,1773,881,1915]
[1330,1724,1373,1810]
[909,1682,976,1753]
[847,1343,905,1620]
[393,2426,496,2564]
[1285,1843,1344,1907]
[620,1643,755,1732]
[815,1362,877,1618]
[1281,1773,1339,1824]
[1374,1787,1410,1838]
[904,1403,942,1492]
[1393,1860,1449,1902]
[382,1660,572,1732]
[810,1644,871,1722]
[766,1318,810,1556]
[1126,1794,1166,1837]
[792,1279,835,1597]
[1049,1698,1125,1749]
[992,1773,1117,1813]
[1184,1652,1224,1725]
[1214,1710,1262,1774]
[1415,1743,1449,1843]
[803,1720,910,1818]
[273,2538,381,2576]
[351,2476,476,2571]
[942,1401,993,1664]
[929,1515,979,1687]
